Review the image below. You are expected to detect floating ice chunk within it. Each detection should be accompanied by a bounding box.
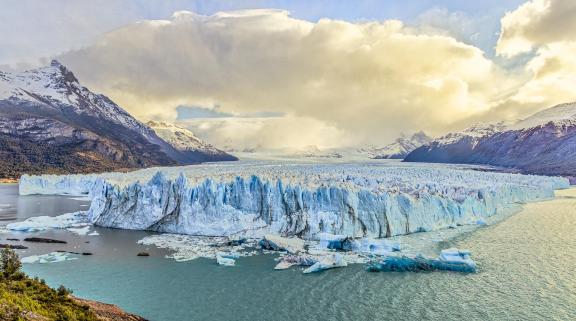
[21,252,78,264]
[366,248,476,273]
[6,211,89,232]
[274,260,295,270]
[87,231,100,236]
[274,254,318,270]
[343,238,401,255]
[67,226,91,236]
[138,234,254,262]
[303,253,348,273]
[439,248,475,266]
[216,254,236,266]
[259,235,305,254]
[217,251,241,259]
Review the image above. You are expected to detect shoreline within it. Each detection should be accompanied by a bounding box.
[72,296,148,321]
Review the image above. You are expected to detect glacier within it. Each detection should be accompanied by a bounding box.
[18,161,569,241]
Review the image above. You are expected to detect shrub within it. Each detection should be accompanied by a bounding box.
[0,247,22,277]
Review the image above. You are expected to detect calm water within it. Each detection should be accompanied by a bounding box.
[2,184,576,321]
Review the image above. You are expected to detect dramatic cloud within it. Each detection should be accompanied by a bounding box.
[497,0,576,57]
[60,9,510,148]
[489,0,576,119]
[179,115,355,151]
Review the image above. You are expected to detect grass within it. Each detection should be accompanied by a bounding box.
[0,248,99,321]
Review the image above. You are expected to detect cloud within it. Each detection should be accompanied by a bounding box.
[487,0,576,119]
[178,115,356,151]
[59,9,512,149]
[177,106,233,119]
[496,0,576,57]
[176,105,284,120]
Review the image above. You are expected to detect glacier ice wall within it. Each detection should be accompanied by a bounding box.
[84,170,568,238]
[19,161,569,239]
[19,174,99,196]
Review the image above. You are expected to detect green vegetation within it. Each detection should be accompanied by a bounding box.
[0,247,98,321]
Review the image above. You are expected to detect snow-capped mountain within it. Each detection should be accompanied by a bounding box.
[359,131,432,159]
[405,102,576,179]
[146,121,237,162]
[0,61,234,178]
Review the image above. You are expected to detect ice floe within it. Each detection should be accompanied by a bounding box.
[259,235,305,254]
[137,234,257,262]
[6,211,89,232]
[366,248,477,273]
[21,252,78,264]
[303,253,348,273]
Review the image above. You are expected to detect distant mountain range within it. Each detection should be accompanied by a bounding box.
[0,60,235,178]
[358,131,432,159]
[146,121,237,162]
[405,102,576,179]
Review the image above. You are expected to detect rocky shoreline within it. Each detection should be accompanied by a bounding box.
[72,297,148,321]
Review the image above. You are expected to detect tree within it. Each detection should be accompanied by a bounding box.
[1,247,22,277]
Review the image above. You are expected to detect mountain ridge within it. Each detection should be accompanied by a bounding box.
[404,102,576,179]
[0,61,235,178]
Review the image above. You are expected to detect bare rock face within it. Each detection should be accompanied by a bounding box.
[405,103,576,178]
[0,61,236,178]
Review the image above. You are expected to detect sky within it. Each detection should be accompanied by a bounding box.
[2,0,576,150]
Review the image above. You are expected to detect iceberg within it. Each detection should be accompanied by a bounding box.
[137,234,256,262]
[21,252,78,264]
[343,238,401,255]
[303,253,348,273]
[274,254,318,270]
[259,235,305,254]
[216,254,236,266]
[366,248,477,273]
[6,211,89,232]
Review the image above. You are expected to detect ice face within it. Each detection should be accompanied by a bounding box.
[19,161,570,240]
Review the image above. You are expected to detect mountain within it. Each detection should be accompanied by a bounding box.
[404,102,576,179]
[146,121,237,162]
[359,131,432,159]
[0,60,232,178]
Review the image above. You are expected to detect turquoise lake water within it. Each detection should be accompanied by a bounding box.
[2,184,576,321]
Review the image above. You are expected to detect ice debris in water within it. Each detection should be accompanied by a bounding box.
[366,248,477,273]
[259,235,305,254]
[303,253,348,273]
[66,226,91,236]
[21,252,78,264]
[314,233,400,255]
[274,254,318,270]
[216,254,236,266]
[137,234,257,262]
[6,211,89,232]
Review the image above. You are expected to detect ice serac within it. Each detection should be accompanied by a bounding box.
[82,166,569,239]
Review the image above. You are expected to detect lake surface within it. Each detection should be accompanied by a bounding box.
[2,183,575,321]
